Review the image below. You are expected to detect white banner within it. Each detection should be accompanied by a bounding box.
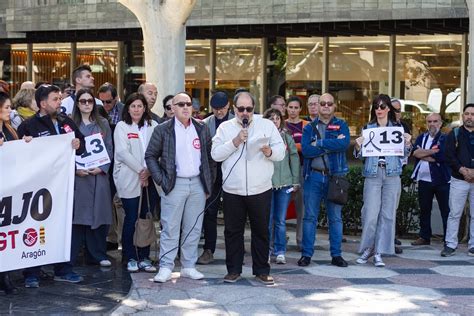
[75,133,110,170]
[362,126,405,157]
[0,133,75,272]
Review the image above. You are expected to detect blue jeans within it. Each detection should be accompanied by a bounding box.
[302,171,343,258]
[121,185,158,261]
[269,187,292,256]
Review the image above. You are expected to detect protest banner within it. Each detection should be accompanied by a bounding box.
[0,133,75,272]
[361,126,405,157]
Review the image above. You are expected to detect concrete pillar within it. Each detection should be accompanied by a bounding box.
[461,33,468,112]
[70,42,77,85]
[388,34,396,97]
[322,37,329,93]
[117,41,125,101]
[209,39,216,112]
[26,43,33,82]
[260,37,268,114]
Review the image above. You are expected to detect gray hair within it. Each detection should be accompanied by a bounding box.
[233,91,256,107]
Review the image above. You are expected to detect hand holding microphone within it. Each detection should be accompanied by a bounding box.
[232,118,249,147]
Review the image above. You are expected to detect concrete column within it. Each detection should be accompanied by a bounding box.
[322,37,329,93]
[461,33,468,112]
[26,43,33,81]
[388,34,396,97]
[209,39,216,112]
[260,37,268,114]
[117,41,125,101]
[70,42,77,85]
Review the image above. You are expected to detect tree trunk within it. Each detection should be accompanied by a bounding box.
[118,0,196,116]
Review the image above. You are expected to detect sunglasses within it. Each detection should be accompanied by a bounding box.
[78,98,94,105]
[320,101,334,107]
[101,99,114,104]
[236,106,254,113]
[164,105,171,111]
[174,102,192,108]
[392,108,401,113]
[374,103,388,110]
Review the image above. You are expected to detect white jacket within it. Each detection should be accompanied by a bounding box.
[113,120,158,198]
[211,116,285,196]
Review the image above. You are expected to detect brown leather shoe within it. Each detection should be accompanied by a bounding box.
[255,274,274,285]
[223,273,241,283]
[197,249,214,265]
[411,238,430,246]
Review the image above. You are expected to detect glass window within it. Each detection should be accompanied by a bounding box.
[185,39,210,112]
[396,34,462,128]
[329,36,390,136]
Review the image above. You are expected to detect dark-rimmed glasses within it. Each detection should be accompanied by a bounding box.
[236,106,254,113]
[78,98,94,105]
[174,102,192,108]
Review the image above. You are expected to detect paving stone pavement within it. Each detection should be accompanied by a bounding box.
[112,225,474,315]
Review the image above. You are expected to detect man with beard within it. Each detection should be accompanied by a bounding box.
[442,104,474,257]
[411,113,450,246]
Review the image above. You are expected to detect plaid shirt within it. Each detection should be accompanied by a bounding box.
[108,104,121,125]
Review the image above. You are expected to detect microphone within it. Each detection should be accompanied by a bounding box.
[242,118,249,128]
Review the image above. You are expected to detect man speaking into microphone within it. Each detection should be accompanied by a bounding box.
[212,91,285,285]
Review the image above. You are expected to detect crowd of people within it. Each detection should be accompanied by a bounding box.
[1,64,474,294]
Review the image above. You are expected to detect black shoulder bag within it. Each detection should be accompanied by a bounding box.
[310,122,350,205]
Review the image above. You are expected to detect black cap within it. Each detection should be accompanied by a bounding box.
[210,91,229,109]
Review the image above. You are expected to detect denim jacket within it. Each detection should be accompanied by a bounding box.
[355,122,411,178]
[302,116,350,178]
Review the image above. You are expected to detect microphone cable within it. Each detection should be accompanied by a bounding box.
[156,137,247,265]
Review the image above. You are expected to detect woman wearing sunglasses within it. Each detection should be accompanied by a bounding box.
[71,89,114,267]
[354,94,411,267]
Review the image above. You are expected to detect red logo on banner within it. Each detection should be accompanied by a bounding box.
[127,133,139,139]
[193,138,201,149]
[23,228,38,247]
[63,124,73,133]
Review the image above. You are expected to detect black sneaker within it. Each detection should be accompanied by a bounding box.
[440,246,456,257]
[395,246,403,254]
[297,256,311,267]
[468,247,474,257]
[331,256,348,267]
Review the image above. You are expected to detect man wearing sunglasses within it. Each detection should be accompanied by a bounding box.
[145,92,216,283]
[198,91,234,265]
[298,93,350,268]
[212,91,285,285]
[98,82,124,126]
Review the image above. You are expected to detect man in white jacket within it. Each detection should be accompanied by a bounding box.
[211,91,285,285]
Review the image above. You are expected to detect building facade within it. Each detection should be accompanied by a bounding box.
[0,0,469,135]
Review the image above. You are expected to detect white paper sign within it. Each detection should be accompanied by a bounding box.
[75,133,110,170]
[362,126,405,157]
[0,133,75,272]
[246,137,270,161]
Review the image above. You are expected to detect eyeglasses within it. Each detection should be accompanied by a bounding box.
[308,102,319,106]
[392,108,401,113]
[236,106,254,113]
[320,101,334,107]
[374,103,388,110]
[174,102,192,108]
[101,99,114,104]
[78,98,94,105]
[164,105,171,111]
[427,120,439,123]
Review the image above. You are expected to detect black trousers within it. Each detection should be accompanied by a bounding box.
[418,180,450,241]
[71,224,109,265]
[223,189,272,276]
[202,168,223,253]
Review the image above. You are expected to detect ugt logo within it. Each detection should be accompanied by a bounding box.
[23,228,38,247]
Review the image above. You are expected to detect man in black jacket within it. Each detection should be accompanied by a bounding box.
[145,92,215,283]
[17,84,85,288]
[442,103,474,257]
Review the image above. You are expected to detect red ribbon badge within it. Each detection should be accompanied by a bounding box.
[193,138,201,149]
[327,124,340,131]
[127,133,139,139]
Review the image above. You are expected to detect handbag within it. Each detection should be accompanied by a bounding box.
[133,188,157,247]
[310,121,350,205]
[327,175,350,205]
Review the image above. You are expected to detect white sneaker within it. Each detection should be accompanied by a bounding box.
[356,247,374,264]
[275,254,286,264]
[99,259,112,267]
[373,253,385,267]
[180,268,204,280]
[127,259,139,273]
[153,267,172,283]
[138,259,157,273]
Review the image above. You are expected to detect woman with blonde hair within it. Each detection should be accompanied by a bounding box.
[10,89,38,129]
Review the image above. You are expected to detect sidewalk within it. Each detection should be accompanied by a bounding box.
[112,225,474,315]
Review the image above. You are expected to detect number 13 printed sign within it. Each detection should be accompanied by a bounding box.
[361,127,405,157]
[75,133,111,169]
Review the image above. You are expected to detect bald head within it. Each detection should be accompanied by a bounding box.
[138,82,158,109]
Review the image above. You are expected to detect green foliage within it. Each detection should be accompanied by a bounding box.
[318,165,420,236]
